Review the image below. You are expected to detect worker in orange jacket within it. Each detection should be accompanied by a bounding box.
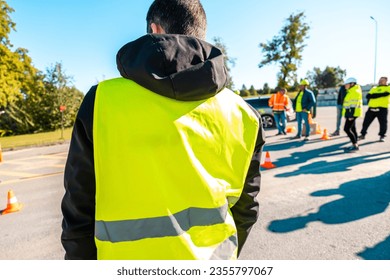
[269,88,290,135]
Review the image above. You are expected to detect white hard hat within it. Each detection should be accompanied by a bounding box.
[344,77,357,85]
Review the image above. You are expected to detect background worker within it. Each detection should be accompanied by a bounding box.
[61,0,265,260]
[292,79,316,141]
[342,77,363,152]
[268,88,290,135]
[331,84,347,136]
[358,76,390,142]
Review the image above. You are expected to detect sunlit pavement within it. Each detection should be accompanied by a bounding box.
[240,106,390,260]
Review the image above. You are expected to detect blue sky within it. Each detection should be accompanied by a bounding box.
[7,0,390,94]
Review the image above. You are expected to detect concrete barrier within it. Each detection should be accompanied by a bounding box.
[316,84,372,107]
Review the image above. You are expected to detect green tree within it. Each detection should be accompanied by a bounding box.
[249,85,257,96]
[0,1,37,108]
[240,84,250,97]
[0,1,83,136]
[1,68,46,135]
[0,0,14,46]
[1,62,83,135]
[258,12,310,88]
[306,66,346,89]
[39,62,83,131]
[0,0,44,134]
[212,37,236,89]
[262,83,271,95]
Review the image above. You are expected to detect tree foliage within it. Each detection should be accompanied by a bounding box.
[258,12,310,88]
[239,84,250,97]
[248,85,257,96]
[262,83,271,95]
[306,66,346,89]
[0,0,83,136]
[43,63,83,130]
[0,1,37,108]
[212,37,236,90]
[0,62,83,135]
[0,0,15,45]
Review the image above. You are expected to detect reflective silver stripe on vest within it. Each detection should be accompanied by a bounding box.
[95,204,228,242]
[210,234,238,260]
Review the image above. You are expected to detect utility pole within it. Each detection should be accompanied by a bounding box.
[370,16,378,84]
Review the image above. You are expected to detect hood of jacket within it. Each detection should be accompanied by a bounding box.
[116,34,228,101]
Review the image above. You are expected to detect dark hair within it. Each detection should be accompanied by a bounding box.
[146,0,207,39]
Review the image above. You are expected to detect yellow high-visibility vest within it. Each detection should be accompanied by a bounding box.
[93,78,259,260]
[342,84,363,117]
[295,91,304,112]
[368,85,390,108]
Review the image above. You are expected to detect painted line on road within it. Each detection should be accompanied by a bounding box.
[39,154,67,159]
[50,164,65,168]
[0,170,38,177]
[0,171,64,186]
[1,153,67,164]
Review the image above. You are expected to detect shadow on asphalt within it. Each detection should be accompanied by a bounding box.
[264,137,350,151]
[357,234,390,260]
[261,137,390,175]
[268,171,390,260]
[274,151,390,177]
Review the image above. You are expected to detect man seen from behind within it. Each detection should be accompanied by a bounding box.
[61,0,265,260]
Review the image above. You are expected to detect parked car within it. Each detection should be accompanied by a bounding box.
[244,96,296,128]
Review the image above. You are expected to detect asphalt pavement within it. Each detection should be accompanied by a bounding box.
[240,105,390,260]
[0,144,67,259]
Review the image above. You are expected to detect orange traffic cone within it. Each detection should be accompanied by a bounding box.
[321,128,331,140]
[1,190,23,215]
[286,125,296,133]
[316,124,322,135]
[308,113,314,124]
[261,151,276,169]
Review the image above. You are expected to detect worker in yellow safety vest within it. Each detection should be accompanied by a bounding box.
[268,88,290,135]
[358,76,390,142]
[342,77,363,152]
[61,0,265,260]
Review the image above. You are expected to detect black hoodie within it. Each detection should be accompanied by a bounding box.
[61,34,265,260]
[117,34,228,101]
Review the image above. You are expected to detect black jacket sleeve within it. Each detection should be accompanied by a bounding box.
[367,92,390,99]
[337,86,347,105]
[61,86,97,260]
[230,107,265,256]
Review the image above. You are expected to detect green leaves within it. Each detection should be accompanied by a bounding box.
[0,0,15,45]
[259,11,310,88]
[0,1,83,136]
[306,66,347,89]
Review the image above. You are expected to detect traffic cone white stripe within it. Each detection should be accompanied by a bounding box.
[9,196,17,204]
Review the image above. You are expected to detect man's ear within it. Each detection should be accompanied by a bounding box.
[150,23,166,34]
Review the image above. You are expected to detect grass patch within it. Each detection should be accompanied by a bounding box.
[0,128,73,150]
